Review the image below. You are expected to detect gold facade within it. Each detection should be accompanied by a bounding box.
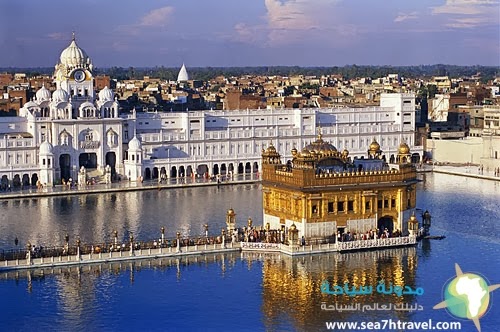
[262,137,418,236]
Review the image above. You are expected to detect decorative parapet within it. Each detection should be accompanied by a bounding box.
[337,236,416,251]
[263,166,417,189]
[240,242,282,251]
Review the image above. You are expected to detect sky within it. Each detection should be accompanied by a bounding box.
[0,0,499,68]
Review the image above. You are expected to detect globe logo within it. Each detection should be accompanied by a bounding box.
[434,263,500,332]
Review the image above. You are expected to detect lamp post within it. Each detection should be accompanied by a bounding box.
[176,232,181,253]
[161,227,165,245]
[76,237,81,261]
[113,230,118,250]
[265,222,270,243]
[64,233,69,254]
[221,228,226,249]
[26,241,32,265]
[129,233,134,256]
[204,224,209,239]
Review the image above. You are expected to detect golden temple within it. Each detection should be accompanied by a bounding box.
[261,133,418,240]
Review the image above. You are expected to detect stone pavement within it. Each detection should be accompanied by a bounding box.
[0,174,260,200]
[430,164,500,182]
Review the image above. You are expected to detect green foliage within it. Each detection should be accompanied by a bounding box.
[1,64,498,82]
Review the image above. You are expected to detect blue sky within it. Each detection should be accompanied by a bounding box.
[0,0,498,67]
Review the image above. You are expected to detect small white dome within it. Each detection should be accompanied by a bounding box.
[24,100,39,109]
[177,63,189,82]
[128,136,142,151]
[52,88,69,103]
[39,140,54,155]
[99,86,114,102]
[36,85,51,101]
[80,101,94,109]
[59,34,91,68]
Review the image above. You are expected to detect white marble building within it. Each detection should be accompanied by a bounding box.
[0,34,122,189]
[124,92,422,181]
[0,34,423,188]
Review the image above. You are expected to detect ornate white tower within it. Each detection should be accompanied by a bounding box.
[53,32,95,112]
[124,136,143,181]
[39,140,55,185]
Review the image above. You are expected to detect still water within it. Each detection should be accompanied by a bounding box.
[0,173,499,332]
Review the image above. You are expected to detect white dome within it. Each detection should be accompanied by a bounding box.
[36,85,51,101]
[99,86,114,102]
[59,34,91,68]
[128,136,142,151]
[52,88,69,103]
[177,63,189,82]
[39,140,54,155]
[24,100,39,109]
[80,101,95,109]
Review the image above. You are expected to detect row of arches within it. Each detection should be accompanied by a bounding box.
[0,173,39,191]
[142,161,259,180]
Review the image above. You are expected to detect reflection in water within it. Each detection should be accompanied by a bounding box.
[0,184,262,249]
[2,248,417,332]
[253,247,418,331]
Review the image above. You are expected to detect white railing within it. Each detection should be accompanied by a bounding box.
[337,236,416,251]
[240,242,282,251]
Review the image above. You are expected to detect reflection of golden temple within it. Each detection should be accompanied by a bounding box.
[261,134,418,240]
[255,247,418,331]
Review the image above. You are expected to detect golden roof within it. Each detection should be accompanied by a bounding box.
[398,142,410,154]
[369,139,381,152]
[304,133,337,154]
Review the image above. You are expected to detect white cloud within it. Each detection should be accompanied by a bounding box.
[431,0,499,28]
[432,0,497,15]
[262,0,345,44]
[139,6,174,27]
[394,12,418,23]
[47,32,66,40]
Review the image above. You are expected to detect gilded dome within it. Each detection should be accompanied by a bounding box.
[265,143,277,154]
[59,34,91,68]
[398,142,410,154]
[227,208,235,216]
[304,134,337,153]
[98,86,114,102]
[35,85,51,101]
[300,148,311,157]
[52,88,69,103]
[369,139,380,152]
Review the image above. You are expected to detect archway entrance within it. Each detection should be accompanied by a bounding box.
[31,174,39,186]
[197,164,208,177]
[377,215,394,236]
[79,153,97,169]
[105,152,116,176]
[12,174,21,188]
[170,166,177,178]
[1,175,9,190]
[22,174,30,187]
[145,168,151,180]
[60,154,71,182]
